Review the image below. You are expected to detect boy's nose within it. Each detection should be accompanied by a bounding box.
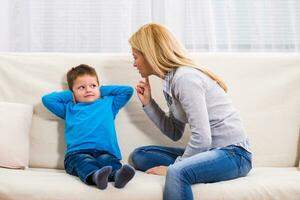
[86,86,92,92]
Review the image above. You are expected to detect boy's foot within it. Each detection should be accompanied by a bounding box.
[114,164,135,188]
[92,166,112,190]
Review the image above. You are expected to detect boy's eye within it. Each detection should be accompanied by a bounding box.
[78,86,85,90]
[91,84,97,88]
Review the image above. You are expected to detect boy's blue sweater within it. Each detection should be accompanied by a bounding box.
[42,85,133,159]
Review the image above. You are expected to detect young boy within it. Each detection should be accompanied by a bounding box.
[42,64,135,189]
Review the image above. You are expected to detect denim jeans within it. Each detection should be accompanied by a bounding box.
[131,145,252,200]
[64,149,122,185]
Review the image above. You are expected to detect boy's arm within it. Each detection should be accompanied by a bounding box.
[100,85,134,116]
[41,90,73,119]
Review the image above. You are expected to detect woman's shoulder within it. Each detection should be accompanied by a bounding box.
[170,66,210,93]
[173,66,210,85]
[174,66,207,78]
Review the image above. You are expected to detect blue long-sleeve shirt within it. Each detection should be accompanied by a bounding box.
[42,85,133,159]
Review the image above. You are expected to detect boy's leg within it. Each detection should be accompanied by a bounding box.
[94,152,122,181]
[94,152,135,188]
[114,164,135,188]
[92,166,112,189]
[131,145,185,171]
[64,151,102,185]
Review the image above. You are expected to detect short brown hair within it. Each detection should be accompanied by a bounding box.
[67,64,99,91]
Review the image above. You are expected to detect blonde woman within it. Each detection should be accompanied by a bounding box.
[129,23,252,200]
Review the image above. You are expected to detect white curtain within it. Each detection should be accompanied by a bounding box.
[0,0,299,52]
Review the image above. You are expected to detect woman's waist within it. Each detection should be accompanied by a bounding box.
[210,133,250,151]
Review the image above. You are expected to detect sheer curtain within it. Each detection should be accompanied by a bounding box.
[0,0,299,52]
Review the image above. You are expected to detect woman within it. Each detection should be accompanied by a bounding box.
[129,23,252,200]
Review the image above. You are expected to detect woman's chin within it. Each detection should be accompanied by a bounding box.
[139,73,145,78]
[140,72,149,78]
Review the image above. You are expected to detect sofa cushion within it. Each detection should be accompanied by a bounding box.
[0,102,33,169]
[0,167,299,200]
[193,167,300,200]
[0,168,163,200]
[0,53,299,169]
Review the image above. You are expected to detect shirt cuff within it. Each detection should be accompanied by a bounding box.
[142,98,157,115]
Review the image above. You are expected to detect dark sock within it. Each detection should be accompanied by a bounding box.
[114,164,135,188]
[92,166,112,190]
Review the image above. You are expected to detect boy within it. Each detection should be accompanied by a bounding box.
[42,64,135,189]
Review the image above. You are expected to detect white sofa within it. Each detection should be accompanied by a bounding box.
[0,53,299,200]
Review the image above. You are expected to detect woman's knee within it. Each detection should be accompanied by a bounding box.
[131,146,147,161]
[166,164,191,184]
[131,146,149,171]
[166,164,182,180]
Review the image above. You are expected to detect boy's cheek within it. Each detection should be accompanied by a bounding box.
[72,94,75,103]
[72,92,81,103]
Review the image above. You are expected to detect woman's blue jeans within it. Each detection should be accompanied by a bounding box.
[64,149,122,185]
[131,145,252,200]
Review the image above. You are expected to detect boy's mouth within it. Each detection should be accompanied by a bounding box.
[84,94,94,97]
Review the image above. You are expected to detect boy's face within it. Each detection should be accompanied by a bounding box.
[72,74,100,103]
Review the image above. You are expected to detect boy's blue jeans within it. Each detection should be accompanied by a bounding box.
[64,149,122,184]
[131,145,252,200]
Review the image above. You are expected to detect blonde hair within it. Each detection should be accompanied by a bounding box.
[129,23,228,92]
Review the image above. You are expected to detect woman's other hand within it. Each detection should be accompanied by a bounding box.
[135,77,151,106]
[145,166,167,176]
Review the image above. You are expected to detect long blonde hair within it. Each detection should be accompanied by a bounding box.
[129,23,228,92]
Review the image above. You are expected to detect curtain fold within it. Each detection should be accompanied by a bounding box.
[0,0,299,52]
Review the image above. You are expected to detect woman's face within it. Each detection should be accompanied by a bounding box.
[132,48,153,78]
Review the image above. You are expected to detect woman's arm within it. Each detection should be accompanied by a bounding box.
[143,99,185,141]
[136,78,185,140]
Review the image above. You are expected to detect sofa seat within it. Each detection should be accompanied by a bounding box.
[193,167,300,200]
[0,167,299,200]
[0,53,299,200]
[0,168,163,200]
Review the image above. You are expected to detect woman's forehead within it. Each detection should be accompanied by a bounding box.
[132,48,141,54]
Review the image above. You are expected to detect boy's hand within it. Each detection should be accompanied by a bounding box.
[135,77,151,106]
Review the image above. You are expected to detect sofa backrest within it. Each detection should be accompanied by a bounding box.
[0,53,299,169]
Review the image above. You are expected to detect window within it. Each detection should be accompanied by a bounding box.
[0,0,299,52]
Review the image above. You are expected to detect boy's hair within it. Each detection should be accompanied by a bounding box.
[67,64,99,91]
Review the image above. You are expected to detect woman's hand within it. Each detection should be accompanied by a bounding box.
[145,166,168,176]
[135,77,151,106]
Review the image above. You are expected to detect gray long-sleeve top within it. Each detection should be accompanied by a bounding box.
[143,66,250,162]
